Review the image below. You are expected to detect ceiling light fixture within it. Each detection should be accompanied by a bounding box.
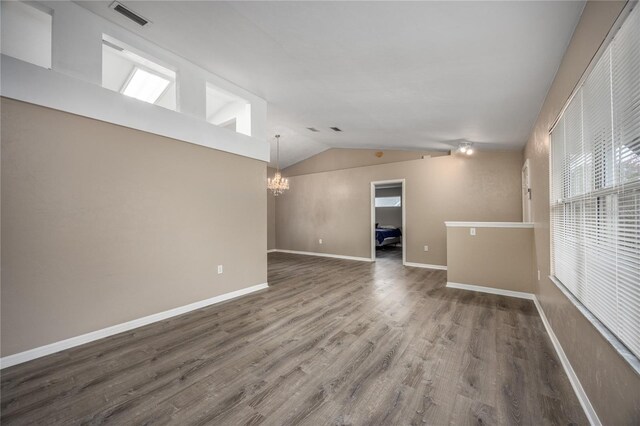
[458,142,474,155]
[122,67,170,104]
[268,135,290,196]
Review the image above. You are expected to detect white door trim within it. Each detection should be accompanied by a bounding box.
[370,179,406,265]
[522,159,532,222]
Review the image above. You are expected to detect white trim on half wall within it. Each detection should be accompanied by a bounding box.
[0,282,269,369]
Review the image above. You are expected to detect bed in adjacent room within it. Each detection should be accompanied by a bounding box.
[375,225,402,247]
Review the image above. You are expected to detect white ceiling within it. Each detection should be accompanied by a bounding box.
[76,1,585,167]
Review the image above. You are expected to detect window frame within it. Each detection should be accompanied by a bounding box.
[548,2,640,374]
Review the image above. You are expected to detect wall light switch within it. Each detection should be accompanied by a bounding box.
[319,239,323,244]
[217,265,223,274]
[470,228,476,236]
[424,245,429,252]
[538,270,541,281]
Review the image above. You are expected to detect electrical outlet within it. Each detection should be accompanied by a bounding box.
[217,265,223,274]
[470,228,476,236]
[537,270,541,281]
[424,245,429,252]
[319,239,323,244]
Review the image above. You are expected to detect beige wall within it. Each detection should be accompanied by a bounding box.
[267,167,276,250]
[447,226,534,293]
[276,151,522,264]
[1,98,267,357]
[284,148,447,177]
[522,1,640,424]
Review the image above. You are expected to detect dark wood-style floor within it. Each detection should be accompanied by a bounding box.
[1,252,587,425]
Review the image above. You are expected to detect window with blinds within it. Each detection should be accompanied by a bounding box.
[550,5,640,359]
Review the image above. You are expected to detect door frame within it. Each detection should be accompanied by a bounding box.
[522,159,532,222]
[371,179,406,265]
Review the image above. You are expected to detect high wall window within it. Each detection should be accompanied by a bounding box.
[102,35,177,110]
[375,196,401,207]
[206,82,251,136]
[550,6,640,358]
[0,1,52,69]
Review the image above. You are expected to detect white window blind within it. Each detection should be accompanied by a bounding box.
[550,5,640,359]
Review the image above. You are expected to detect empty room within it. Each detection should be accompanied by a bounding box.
[1,1,639,424]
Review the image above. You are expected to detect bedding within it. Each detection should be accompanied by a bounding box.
[375,227,402,245]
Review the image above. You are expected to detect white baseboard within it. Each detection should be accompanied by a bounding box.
[445,281,599,425]
[446,282,534,300]
[405,262,448,271]
[0,282,269,370]
[266,249,277,253]
[533,297,601,426]
[270,249,373,262]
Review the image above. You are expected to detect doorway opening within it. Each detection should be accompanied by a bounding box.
[371,179,406,264]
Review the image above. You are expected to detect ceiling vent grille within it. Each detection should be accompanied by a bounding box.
[110,2,150,26]
[307,127,319,132]
[330,127,342,132]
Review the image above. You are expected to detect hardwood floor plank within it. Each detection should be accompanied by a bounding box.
[0,252,588,425]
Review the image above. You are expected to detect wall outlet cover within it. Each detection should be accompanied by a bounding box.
[470,228,476,236]
[217,265,223,274]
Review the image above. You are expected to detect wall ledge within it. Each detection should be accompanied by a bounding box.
[1,55,269,163]
[0,282,269,370]
[445,221,534,228]
[549,276,640,376]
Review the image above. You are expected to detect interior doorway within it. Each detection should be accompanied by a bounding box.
[522,160,531,222]
[371,179,406,264]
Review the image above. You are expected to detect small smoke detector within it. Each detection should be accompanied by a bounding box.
[110,2,151,26]
[330,127,342,132]
[307,127,319,132]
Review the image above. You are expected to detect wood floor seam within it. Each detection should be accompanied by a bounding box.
[0,249,587,425]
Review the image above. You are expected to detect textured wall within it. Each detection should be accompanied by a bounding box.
[522,1,640,424]
[1,98,267,357]
[276,151,522,265]
[447,226,534,293]
[284,148,447,177]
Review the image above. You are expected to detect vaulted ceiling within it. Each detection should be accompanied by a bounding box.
[77,1,585,167]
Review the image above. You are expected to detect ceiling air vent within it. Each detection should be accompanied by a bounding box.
[110,2,150,26]
[330,127,342,132]
[307,127,319,132]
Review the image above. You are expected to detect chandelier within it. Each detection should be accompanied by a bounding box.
[458,142,474,155]
[267,134,290,196]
